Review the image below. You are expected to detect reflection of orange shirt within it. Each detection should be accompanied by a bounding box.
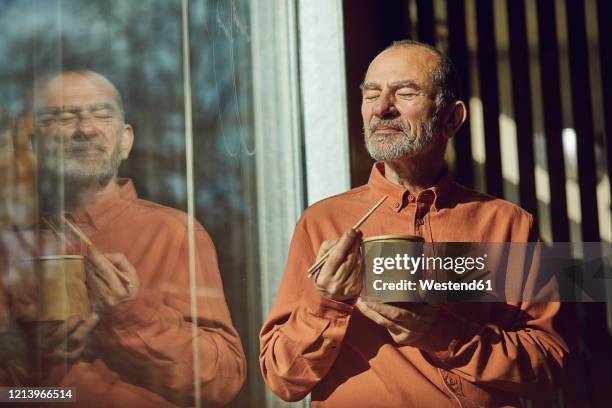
[260,163,567,408]
[56,179,246,407]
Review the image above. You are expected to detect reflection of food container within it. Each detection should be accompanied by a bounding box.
[361,235,425,302]
[13,255,90,321]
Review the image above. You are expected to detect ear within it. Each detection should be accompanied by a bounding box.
[442,100,467,139]
[120,124,134,160]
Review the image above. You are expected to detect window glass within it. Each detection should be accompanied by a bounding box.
[0,1,288,406]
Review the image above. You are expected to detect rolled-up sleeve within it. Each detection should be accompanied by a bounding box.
[259,221,353,402]
[95,226,246,406]
[411,302,567,399]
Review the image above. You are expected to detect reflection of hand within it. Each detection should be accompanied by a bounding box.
[310,229,362,302]
[11,280,38,322]
[38,313,99,362]
[85,246,139,311]
[356,300,439,345]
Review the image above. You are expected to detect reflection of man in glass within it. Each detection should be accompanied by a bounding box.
[22,69,245,406]
[260,41,567,407]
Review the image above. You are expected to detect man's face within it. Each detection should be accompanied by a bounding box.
[34,73,130,183]
[361,46,441,162]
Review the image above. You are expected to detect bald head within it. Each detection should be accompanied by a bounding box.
[36,70,125,123]
[365,40,461,111]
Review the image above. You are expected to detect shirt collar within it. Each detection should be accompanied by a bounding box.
[69,178,137,230]
[367,162,452,213]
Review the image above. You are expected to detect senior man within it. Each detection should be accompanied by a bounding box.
[3,69,245,406]
[260,40,567,407]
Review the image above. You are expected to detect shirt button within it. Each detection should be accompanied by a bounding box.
[416,219,424,226]
[408,195,415,202]
[393,202,400,209]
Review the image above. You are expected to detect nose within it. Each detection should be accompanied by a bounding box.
[371,91,399,119]
[73,114,97,138]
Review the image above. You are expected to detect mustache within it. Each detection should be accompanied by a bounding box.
[43,139,107,153]
[63,141,107,153]
[367,119,409,133]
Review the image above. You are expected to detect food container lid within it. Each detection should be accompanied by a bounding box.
[17,255,85,262]
[363,234,425,243]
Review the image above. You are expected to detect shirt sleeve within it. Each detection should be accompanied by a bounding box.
[93,225,246,406]
[411,301,567,399]
[411,212,567,399]
[0,239,30,386]
[50,360,175,407]
[259,220,354,402]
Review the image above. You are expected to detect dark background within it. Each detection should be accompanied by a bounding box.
[343,1,611,406]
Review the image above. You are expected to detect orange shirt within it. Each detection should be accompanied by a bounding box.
[9,179,246,407]
[260,163,567,408]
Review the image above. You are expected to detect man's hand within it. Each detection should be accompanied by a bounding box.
[85,246,140,311]
[310,229,362,302]
[37,313,99,362]
[356,299,439,345]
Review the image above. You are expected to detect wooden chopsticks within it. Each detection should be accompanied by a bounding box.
[60,215,133,287]
[307,195,388,278]
[60,215,93,246]
[41,216,62,238]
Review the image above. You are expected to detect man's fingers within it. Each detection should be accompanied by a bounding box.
[104,253,137,286]
[316,240,337,260]
[335,244,361,284]
[86,247,138,310]
[356,299,395,328]
[48,315,82,345]
[46,313,98,360]
[70,313,99,342]
[345,239,362,273]
[86,248,118,285]
[324,229,362,274]
[86,246,123,280]
[105,253,134,275]
[105,252,127,263]
[357,299,438,345]
[87,272,122,307]
[385,302,440,326]
[86,268,107,293]
[356,302,419,324]
[59,343,87,361]
[311,230,364,302]
[87,248,129,288]
[87,248,137,292]
[86,245,111,270]
[357,299,412,340]
[362,300,393,312]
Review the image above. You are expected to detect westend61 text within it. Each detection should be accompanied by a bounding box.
[372,279,493,292]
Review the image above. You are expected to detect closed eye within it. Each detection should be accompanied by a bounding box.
[58,114,77,125]
[363,93,380,101]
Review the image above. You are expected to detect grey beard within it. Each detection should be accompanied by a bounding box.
[38,144,122,185]
[63,155,120,183]
[364,117,437,161]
